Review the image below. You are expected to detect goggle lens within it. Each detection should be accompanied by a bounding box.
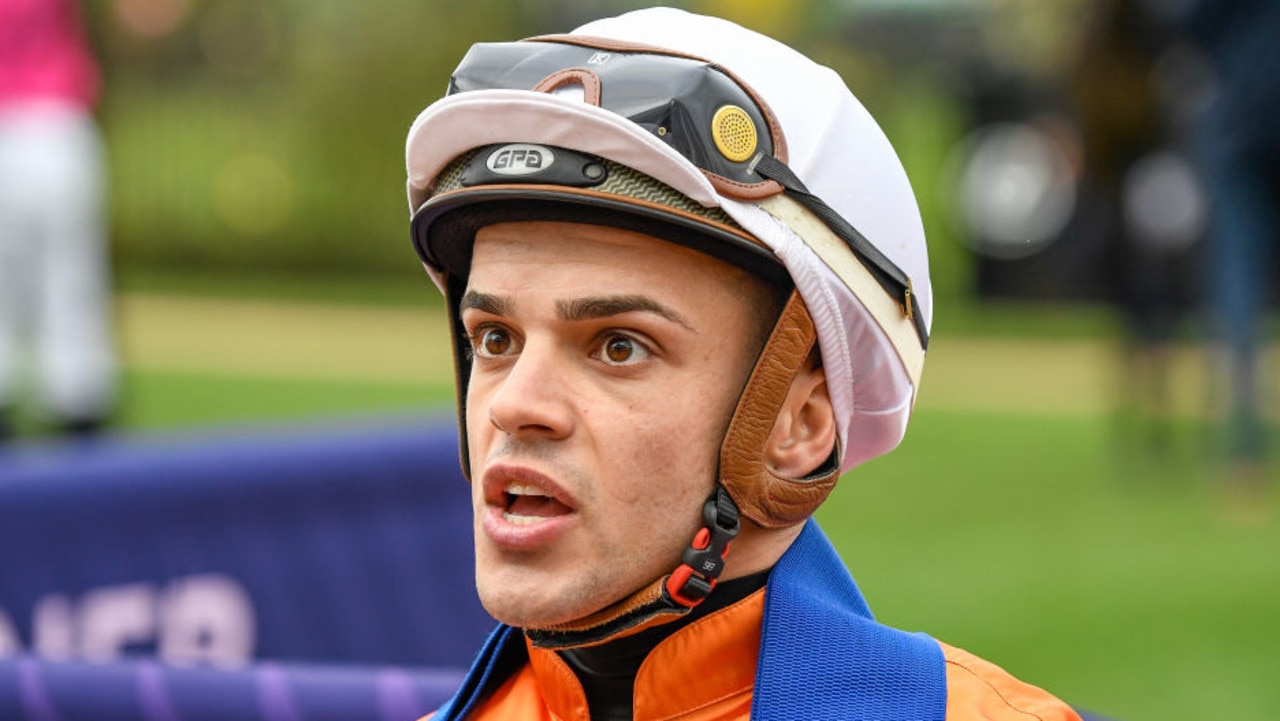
[449,41,775,189]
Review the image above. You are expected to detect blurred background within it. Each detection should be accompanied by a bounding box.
[1,0,1277,720]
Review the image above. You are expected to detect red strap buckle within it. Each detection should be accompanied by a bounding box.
[665,487,740,608]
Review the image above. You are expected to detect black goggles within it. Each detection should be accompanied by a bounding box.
[443,39,929,351]
[449,39,778,190]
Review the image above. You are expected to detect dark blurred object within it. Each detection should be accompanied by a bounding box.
[0,654,463,721]
[951,114,1088,290]
[1180,0,1280,473]
[0,0,118,442]
[1068,0,1207,456]
[954,0,1207,311]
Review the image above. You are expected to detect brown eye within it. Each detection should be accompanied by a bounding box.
[598,334,650,366]
[604,336,634,363]
[479,328,512,357]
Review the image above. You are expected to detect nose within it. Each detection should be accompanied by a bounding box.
[482,342,573,440]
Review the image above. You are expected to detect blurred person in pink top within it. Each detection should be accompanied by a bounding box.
[0,0,116,441]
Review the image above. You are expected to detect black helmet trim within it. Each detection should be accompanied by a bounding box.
[412,145,793,289]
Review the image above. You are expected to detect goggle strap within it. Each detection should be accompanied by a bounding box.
[754,155,929,351]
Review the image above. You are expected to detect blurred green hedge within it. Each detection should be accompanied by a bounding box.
[93,0,972,302]
[95,1,534,279]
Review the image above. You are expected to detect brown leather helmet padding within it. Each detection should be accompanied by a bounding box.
[719,290,838,528]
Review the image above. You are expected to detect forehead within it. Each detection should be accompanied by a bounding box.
[466,220,744,293]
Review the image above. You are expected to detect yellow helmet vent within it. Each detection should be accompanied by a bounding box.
[712,105,758,163]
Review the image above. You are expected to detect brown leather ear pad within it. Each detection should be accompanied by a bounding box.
[719,291,838,528]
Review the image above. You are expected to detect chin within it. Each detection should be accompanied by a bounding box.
[480,592,581,629]
[477,575,628,630]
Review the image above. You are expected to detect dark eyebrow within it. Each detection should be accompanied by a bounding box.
[556,295,694,332]
[460,291,513,317]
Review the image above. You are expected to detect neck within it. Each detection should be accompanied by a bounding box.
[554,569,770,721]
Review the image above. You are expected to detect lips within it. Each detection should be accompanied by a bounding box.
[503,482,574,524]
[481,465,577,548]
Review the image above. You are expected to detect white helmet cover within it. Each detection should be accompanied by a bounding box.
[406,8,931,508]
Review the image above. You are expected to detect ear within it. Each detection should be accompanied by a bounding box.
[763,361,836,479]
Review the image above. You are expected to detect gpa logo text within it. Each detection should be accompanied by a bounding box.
[487,144,554,176]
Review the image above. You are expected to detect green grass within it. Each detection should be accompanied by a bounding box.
[820,410,1280,721]
[112,368,455,431]
[115,265,442,309]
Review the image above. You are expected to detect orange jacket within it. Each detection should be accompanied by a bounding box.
[446,588,1080,720]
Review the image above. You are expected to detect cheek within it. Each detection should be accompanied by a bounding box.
[610,405,723,509]
[463,383,493,452]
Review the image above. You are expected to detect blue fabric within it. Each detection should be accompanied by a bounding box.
[0,417,492,668]
[752,519,946,720]
[434,520,946,719]
[430,626,526,721]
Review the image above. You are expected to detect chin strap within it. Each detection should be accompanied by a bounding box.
[525,486,741,649]
[664,485,741,607]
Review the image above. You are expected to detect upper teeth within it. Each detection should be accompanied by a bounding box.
[506,483,548,497]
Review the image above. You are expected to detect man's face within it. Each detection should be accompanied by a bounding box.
[460,221,764,629]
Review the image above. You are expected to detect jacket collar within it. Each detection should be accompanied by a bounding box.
[750,519,946,720]
[529,586,764,720]
[433,519,946,720]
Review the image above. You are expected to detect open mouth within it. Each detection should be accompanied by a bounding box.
[503,482,574,525]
